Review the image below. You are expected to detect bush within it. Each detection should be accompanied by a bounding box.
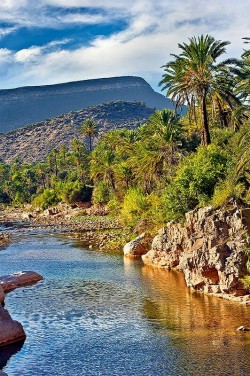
[58,181,92,204]
[92,181,113,205]
[162,144,229,220]
[120,188,149,226]
[32,188,59,210]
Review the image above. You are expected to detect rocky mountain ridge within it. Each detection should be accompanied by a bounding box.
[0,101,155,163]
[0,76,173,133]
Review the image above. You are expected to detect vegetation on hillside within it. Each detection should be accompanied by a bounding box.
[0,34,249,233]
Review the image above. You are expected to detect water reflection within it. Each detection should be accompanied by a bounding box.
[0,341,24,370]
[140,265,250,375]
[0,234,250,376]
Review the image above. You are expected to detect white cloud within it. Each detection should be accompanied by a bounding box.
[58,13,107,24]
[0,26,17,38]
[0,0,249,91]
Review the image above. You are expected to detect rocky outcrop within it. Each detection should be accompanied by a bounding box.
[0,271,43,348]
[142,205,250,301]
[0,306,26,347]
[0,271,43,293]
[123,233,150,258]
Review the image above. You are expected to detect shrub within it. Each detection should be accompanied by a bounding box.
[92,181,113,205]
[120,188,149,226]
[32,188,59,210]
[162,144,229,220]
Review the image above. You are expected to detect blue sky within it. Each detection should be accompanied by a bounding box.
[0,0,249,93]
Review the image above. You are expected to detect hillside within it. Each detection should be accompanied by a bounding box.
[0,101,155,163]
[0,76,173,133]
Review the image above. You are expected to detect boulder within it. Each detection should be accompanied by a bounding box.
[0,305,26,346]
[0,271,43,293]
[0,234,10,247]
[0,285,4,305]
[124,233,149,258]
[142,205,250,299]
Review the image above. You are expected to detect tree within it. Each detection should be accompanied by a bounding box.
[236,38,250,106]
[160,35,238,145]
[81,119,98,151]
[129,109,183,192]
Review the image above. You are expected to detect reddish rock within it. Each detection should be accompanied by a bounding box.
[0,271,43,293]
[0,285,4,305]
[0,305,26,346]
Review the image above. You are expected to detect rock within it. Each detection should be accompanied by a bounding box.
[0,285,4,305]
[0,234,10,247]
[0,305,26,346]
[142,205,250,299]
[22,212,34,220]
[0,371,8,376]
[124,233,149,258]
[237,325,250,331]
[0,271,43,293]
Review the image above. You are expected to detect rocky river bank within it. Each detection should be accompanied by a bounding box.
[138,204,250,304]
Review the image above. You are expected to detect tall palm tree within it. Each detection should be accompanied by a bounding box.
[235,39,250,106]
[81,119,98,151]
[160,35,238,145]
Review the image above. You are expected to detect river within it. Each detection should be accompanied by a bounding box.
[0,231,250,375]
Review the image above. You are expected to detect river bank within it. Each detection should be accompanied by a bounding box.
[0,204,130,252]
[1,203,250,304]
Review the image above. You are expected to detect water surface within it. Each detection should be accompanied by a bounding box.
[0,232,249,375]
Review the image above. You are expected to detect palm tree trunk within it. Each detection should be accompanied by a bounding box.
[89,135,92,151]
[201,94,211,145]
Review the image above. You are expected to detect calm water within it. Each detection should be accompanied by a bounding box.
[0,231,250,376]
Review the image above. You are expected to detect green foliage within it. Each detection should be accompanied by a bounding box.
[32,188,59,210]
[1,35,249,231]
[59,181,91,204]
[120,188,149,227]
[160,34,243,145]
[92,181,113,205]
[162,144,229,219]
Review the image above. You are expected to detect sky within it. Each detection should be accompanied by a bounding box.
[0,0,249,93]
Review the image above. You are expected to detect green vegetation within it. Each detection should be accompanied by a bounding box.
[0,34,249,234]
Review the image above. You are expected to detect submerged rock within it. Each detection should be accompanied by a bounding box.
[0,305,26,347]
[142,205,250,300]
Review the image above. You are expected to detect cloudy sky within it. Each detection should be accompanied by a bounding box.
[0,0,249,93]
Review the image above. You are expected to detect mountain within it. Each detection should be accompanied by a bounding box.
[0,76,173,133]
[0,101,156,163]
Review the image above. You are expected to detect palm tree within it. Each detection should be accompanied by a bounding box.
[235,38,250,106]
[160,35,238,145]
[129,109,183,192]
[81,119,98,151]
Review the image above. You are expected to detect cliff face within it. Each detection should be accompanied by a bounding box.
[142,205,250,301]
[0,76,173,133]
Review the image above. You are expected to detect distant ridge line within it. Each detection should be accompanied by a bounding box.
[0,75,173,133]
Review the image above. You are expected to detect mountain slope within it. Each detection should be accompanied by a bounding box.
[0,76,173,133]
[0,101,155,163]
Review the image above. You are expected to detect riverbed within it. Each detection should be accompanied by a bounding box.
[0,231,250,375]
